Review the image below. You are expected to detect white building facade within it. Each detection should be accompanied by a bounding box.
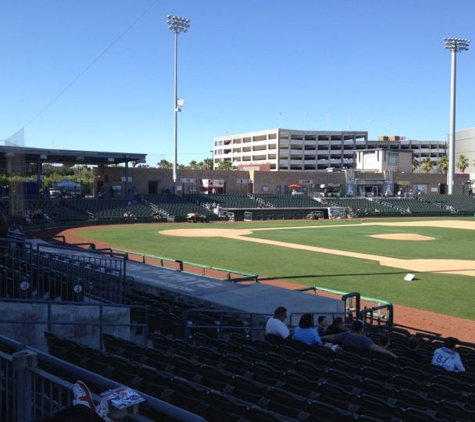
[455,128,475,172]
[213,128,447,173]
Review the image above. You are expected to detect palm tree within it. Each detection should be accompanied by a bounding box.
[421,157,433,173]
[457,154,469,173]
[438,155,449,174]
[188,160,198,170]
[412,159,419,172]
[201,158,213,170]
[216,160,234,171]
[157,159,173,169]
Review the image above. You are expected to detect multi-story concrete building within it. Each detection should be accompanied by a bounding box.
[455,127,475,174]
[213,128,447,173]
[373,137,447,173]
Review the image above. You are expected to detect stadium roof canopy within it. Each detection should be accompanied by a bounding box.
[0,145,147,166]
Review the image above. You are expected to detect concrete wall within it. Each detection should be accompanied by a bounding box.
[1,302,130,352]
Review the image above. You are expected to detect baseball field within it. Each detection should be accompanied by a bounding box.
[60,216,475,342]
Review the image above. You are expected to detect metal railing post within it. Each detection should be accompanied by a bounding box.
[13,350,38,421]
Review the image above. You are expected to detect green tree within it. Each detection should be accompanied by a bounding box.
[457,154,469,173]
[216,160,234,171]
[438,155,449,174]
[56,165,75,176]
[42,164,57,177]
[188,160,198,170]
[157,159,173,169]
[201,158,213,170]
[421,157,433,174]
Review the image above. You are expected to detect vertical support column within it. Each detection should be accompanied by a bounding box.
[13,350,38,421]
[448,49,457,195]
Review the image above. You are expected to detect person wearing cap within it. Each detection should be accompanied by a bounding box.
[265,306,294,341]
[321,319,397,359]
[431,337,465,372]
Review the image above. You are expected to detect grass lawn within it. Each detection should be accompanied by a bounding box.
[75,217,475,320]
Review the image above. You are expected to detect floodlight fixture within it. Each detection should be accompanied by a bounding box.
[167,15,190,33]
[444,37,470,52]
[444,37,470,194]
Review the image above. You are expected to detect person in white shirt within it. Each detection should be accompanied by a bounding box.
[265,306,294,342]
[431,337,465,372]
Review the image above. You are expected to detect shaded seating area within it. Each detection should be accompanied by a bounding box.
[255,194,321,208]
[43,321,475,422]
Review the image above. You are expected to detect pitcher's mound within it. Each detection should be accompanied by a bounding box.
[370,233,434,241]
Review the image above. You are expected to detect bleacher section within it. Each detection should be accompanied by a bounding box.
[65,198,157,220]
[42,324,475,422]
[326,197,398,215]
[419,193,475,213]
[254,194,321,209]
[0,238,129,304]
[145,194,216,220]
[2,193,475,228]
[184,193,261,209]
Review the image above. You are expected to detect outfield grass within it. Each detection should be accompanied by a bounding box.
[75,217,475,320]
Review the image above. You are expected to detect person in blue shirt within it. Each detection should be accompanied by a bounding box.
[432,337,465,372]
[292,313,323,347]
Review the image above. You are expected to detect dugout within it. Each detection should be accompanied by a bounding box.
[231,207,330,221]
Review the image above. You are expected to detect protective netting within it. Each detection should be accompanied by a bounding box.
[4,128,26,218]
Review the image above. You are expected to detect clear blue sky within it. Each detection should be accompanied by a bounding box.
[1,0,474,167]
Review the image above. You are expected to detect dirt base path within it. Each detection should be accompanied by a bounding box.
[49,221,475,343]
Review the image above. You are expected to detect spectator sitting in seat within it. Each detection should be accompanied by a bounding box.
[265,306,294,342]
[378,333,395,353]
[321,319,397,359]
[324,316,346,336]
[33,208,43,219]
[431,337,465,372]
[402,336,424,363]
[10,224,25,242]
[123,210,136,219]
[292,313,323,347]
[317,315,328,337]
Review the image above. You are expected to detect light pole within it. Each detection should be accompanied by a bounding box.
[167,14,190,194]
[444,37,470,195]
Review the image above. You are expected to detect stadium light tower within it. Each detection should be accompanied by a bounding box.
[444,37,470,195]
[167,14,190,194]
